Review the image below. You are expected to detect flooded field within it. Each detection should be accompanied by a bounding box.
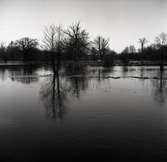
[0,63,167,161]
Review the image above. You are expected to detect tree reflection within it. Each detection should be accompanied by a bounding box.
[0,67,7,81]
[97,66,114,82]
[40,62,69,120]
[151,70,167,105]
[8,65,39,84]
[121,65,128,78]
[64,63,89,98]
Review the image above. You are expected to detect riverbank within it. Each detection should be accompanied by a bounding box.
[0,60,167,67]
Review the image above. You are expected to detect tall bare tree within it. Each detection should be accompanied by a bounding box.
[93,36,109,59]
[0,42,6,61]
[138,37,148,53]
[129,45,136,53]
[43,24,64,71]
[122,45,136,54]
[0,42,6,53]
[155,32,167,47]
[155,32,167,71]
[64,22,89,60]
[43,25,63,52]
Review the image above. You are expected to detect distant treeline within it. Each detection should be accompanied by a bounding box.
[0,22,167,65]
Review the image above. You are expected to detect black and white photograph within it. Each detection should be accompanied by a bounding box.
[0,0,167,161]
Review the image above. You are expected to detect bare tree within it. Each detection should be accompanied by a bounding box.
[0,42,6,61]
[122,46,129,54]
[64,22,89,60]
[129,45,136,53]
[15,37,38,51]
[43,24,65,68]
[93,36,109,59]
[0,42,6,52]
[122,45,136,54]
[155,32,167,71]
[155,32,167,47]
[43,25,64,52]
[15,37,38,61]
[138,37,148,53]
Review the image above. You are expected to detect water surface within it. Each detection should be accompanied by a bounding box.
[0,64,167,161]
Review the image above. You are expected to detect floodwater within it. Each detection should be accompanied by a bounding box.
[0,63,167,161]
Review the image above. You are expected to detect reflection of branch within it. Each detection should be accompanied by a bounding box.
[10,65,39,84]
[40,72,69,120]
[64,63,89,98]
[151,71,167,105]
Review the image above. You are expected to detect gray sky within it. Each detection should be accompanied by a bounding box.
[0,0,167,52]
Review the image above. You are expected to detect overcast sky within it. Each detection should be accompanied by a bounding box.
[0,0,167,52]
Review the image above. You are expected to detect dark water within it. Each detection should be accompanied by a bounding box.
[0,63,167,161]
